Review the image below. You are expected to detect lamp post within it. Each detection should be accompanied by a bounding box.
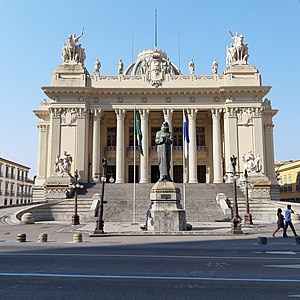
[242,169,253,225]
[94,158,114,234]
[230,155,242,234]
[71,170,84,225]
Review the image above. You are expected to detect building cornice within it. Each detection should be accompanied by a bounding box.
[42,86,271,98]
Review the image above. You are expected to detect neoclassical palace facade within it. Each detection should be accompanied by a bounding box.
[33,31,278,199]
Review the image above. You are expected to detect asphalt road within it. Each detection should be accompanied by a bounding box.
[1,240,300,300]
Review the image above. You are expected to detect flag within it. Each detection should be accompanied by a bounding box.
[135,110,144,156]
[183,110,189,159]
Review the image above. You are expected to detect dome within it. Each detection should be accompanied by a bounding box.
[125,49,181,76]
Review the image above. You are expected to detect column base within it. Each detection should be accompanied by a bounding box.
[72,214,80,225]
[188,179,198,183]
[115,180,125,184]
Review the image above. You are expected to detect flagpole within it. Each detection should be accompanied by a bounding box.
[133,104,136,224]
[183,109,186,210]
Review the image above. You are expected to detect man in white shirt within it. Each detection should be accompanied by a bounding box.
[283,205,298,238]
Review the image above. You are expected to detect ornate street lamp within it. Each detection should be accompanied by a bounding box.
[71,170,84,225]
[242,169,253,225]
[94,158,114,234]
[224,155,242,234]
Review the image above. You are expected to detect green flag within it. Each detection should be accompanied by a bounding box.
[135,111,144,156]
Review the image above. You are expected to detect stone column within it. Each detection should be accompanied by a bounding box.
[253,108,265,173]
[264,121,277,184]
[211,108,223,183]
[76,108,88,181]
[36,124,49,185]
[223,107,238,178]
[91,109,101,179]
[139,109,150,183]
[187,109,198,183]
[49,108,61,178]
[163,109,174,178]
[115,109,126,183]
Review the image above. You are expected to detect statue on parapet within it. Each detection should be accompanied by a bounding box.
[188,59,195,75]
[54,151,72,174]
[212,58,218,74]
[118,59,124,75]
[94,58,101,76]
[155,122,173,182]
[226,30,249,65]
[62,28,86,65]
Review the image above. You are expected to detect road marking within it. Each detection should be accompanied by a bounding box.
[0,253,299,261]
[0,272,299,282]
[266,251,296,255]
[264,264,300,269]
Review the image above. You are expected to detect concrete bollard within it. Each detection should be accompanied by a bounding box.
[73,233,83,243]
[295,236,300,245]
[38,233,48,242]
[257,236,267,245]
[20,213,35,225]
[17,233,26,243]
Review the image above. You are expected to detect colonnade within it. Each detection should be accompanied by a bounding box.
[90,108,223,184]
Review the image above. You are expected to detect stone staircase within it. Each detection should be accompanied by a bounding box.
[28,183,243,223]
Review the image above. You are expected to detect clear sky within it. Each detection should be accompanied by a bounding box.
[0,0,299,177]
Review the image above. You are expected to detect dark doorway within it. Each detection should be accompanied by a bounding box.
[173,165,183,183]
[197,165,206,183]
[128,165,139,183]
[151,165,159,183]
[107,165,116,183]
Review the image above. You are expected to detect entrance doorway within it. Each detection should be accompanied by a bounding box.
[197,165,206,183]
[151,165,159,183]
[128,165,139,183]
[173,165,183,183]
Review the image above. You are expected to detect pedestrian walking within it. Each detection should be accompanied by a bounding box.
[272,208,284,237]
[283,204,298,238]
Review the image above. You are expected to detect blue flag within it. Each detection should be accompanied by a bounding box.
[183,111,189,159]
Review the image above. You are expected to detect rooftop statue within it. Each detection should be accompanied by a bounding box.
[226,30,249,66]
[62,28,86,65]
[212,58,218,74]
[94,58,101,76]
[188,59,195,75]
[118,59,124,75]
[155,122,173,182]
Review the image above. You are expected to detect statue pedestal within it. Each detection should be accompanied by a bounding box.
[45,173,72,200]
[247,172,272,202]
[147,181,186,232]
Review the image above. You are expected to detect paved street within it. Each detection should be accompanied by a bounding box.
[0,207,300,299]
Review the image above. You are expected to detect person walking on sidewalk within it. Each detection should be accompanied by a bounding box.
[272,208,284,237]
[283,204,298,238]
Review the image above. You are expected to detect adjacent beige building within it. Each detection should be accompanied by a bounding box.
[33,31,278,200]
[0,157,33,206]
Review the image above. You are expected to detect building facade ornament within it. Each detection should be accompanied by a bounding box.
[54,151,72,174]
[61,108,77,126]
[242,150,262,173]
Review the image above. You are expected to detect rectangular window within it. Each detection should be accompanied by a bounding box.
[296,172,300,191]
[151,127,161,146]
[173,127,183,147]
[107,127,116,147]
[196,127,205,147]
[128,127,138,147]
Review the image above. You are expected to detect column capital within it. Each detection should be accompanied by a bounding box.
[187,108,198,120]
[90,108,102,117]
[224,107,237,118]
[37,124,48,131]
[115,108,126,120]
[211,108,223,118]
[163,108,174,119]
[139,109,150,120]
